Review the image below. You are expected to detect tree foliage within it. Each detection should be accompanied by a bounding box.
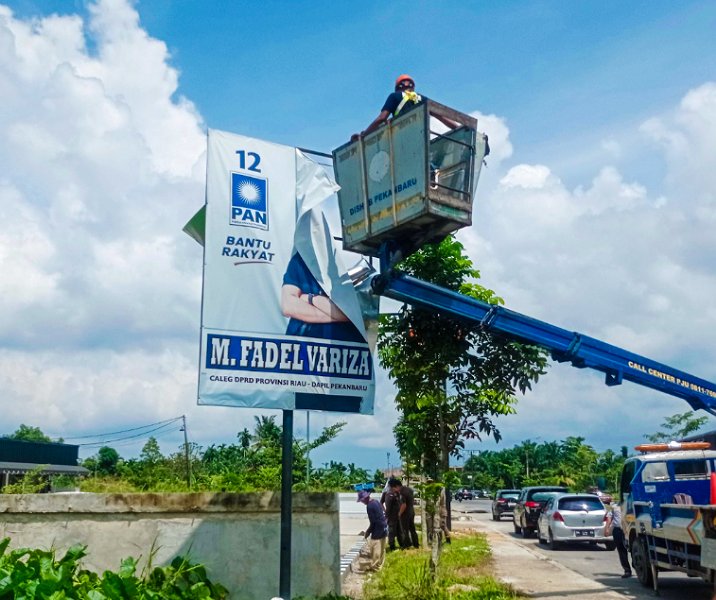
[644,410,711,443]
[378,236,548,477]
[3,424,55,443]
[70,417,364,493]
[462,437,626,493]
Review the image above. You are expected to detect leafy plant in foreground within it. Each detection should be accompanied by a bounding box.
[0,537,229,599]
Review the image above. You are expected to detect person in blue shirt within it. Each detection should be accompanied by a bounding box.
[354,490,388,573]
[353,74,459,140]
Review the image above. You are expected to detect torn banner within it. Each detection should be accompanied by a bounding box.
[196,129,376,414]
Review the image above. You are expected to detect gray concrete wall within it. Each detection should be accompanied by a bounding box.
[0,492,339,599]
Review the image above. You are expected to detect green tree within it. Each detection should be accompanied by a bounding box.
[379,237,548,477]
[200,417,347,491]
[644,411,710,443]
[237,428,251,456]
[96,446,120,476]
[140,437,164,465]
[4,425,53,443]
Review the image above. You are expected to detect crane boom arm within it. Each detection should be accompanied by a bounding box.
[372,270,716,415]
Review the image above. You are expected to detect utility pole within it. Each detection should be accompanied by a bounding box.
[180,415,192,488]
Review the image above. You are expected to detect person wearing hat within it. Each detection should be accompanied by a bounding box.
[354,490,388,573]
[352,74,459,140]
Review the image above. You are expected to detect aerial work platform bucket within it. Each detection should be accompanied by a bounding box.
[332,100,488,258]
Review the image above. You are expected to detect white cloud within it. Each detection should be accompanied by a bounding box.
[0,1,206,443]
[470,111,513,168]
[641,82,716,202]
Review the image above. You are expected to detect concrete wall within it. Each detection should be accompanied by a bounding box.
[0,492,340,599]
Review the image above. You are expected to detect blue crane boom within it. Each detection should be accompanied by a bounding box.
[333,98,716,415]
[371,266,716,415]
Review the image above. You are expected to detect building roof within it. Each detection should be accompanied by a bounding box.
[0,461,89,476]
[0,438,80,466]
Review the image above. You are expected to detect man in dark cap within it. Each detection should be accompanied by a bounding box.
[354,490,388,573]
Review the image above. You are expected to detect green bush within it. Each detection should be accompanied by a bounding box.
[362,533,519,600]
[0,537,228,599]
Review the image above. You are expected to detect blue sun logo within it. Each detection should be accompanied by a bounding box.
[231,172,268,230]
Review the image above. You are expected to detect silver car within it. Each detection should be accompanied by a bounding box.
[537,493,615,551]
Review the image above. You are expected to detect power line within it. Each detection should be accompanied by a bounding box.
[60,416,183,441]
[78,420,182,448]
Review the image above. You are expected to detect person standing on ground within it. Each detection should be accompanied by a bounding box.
[390,478,420,548]
[607,502,632,578]
[354,490,388,573]
[381,481,406,550]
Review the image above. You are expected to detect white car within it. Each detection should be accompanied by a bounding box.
[537,493,616,551]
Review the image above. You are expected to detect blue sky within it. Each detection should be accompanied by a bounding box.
[2,0,716,473]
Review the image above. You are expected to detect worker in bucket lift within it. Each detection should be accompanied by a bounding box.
[351,74,462,189]
[352,74,459,141]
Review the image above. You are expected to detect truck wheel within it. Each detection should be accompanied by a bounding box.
[631,536,653,587]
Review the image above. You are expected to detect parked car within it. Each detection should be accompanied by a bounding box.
[537,492,616,551]
[513,486,568,537]
[491,489,521,520]
[453,488,474,501]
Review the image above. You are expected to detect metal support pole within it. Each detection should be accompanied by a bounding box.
[279,409,294,599]
[306,411,310,486]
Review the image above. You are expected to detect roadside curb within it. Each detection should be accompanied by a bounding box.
[340,539,365,582]
[472,523,629,600]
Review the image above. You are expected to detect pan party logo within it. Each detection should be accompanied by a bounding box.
[231,172,268,230]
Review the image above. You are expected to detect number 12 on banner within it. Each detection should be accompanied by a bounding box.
[236,150,261,173]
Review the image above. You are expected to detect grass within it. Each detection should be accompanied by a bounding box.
[361,532,521,600]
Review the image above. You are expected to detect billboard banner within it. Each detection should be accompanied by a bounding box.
[198,129,375,414]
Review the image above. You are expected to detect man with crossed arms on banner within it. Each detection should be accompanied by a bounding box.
[281,251,365,343]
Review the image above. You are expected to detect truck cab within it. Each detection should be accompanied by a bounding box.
[619,447,716,590]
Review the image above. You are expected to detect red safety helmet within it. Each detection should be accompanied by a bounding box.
[395,74,414,91]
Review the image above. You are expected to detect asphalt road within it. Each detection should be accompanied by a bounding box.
[452,497,714,600]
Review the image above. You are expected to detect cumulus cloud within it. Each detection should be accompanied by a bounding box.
[0,0,209,448]
[470,111,513,168]
[641,82,716,204]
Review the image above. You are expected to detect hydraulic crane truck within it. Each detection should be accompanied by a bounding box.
[617,443,716,593]
[333,99,716,594]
